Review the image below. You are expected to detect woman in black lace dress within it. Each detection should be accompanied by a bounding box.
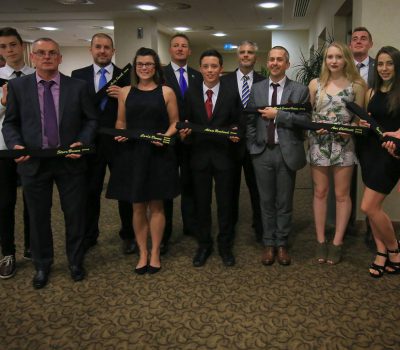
[358,46,400,278]
[107,47,179,274]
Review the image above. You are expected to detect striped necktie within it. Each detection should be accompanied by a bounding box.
[241,75,250,108]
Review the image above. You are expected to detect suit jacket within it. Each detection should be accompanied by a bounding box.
[163,63,202,121]
[246,77,310,171]
[184,80,241,171]
[367,56,375,88]
[221,69,266,159]
[2,73,98,176]
[71,64,130,128]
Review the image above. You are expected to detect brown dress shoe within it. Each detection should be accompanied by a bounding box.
[277,246,291,265]
[261,246,275,265]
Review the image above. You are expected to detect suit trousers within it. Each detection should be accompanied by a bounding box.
[21,159,87,269]
[0,159,30,256]
[232,149,262,238]
[252,145,296,247]
[192,164,234,250]
[85,141,134,244]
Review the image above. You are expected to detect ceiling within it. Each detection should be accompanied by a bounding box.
[0,0,320,50]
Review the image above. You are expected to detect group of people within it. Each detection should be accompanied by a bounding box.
[0,25,399,289]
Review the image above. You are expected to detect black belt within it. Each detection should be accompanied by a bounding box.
[0,145,95,159]
[98,127,175,145]
[175,122,241,138]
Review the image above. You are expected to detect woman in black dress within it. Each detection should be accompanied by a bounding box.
[358,46,400,278]
[107,47,179,274]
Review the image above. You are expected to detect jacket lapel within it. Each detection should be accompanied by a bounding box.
[59,74,68,125]
[280,78,293,104]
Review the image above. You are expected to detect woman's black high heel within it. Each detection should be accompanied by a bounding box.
[386,241,400,275]
[369,252,387,278]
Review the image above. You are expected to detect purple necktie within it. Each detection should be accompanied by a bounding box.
[178,67,187,98]
[41,80,59,148]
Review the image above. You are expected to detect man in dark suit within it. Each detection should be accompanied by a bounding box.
[349,26,375,246]
[161,33,202,254]
[2,38,97,289]
[0,27,35,279]
[221,40,265,242]
[71,33,135,255]
[247,46,310,266]
[181,49,241,267]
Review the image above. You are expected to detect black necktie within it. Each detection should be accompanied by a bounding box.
[268,83,279,147]
[14,71,22,78]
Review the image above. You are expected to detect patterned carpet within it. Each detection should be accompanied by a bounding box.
[1,166,400,350]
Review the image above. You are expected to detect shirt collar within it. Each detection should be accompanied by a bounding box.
[354,57,370,67]
[237,69,254,81]
[203,82,220,96]
[171,61,188,72]
[3,64,32,78]
[94,63,113,74]
[36,71,61,85]
[269,76,287,87]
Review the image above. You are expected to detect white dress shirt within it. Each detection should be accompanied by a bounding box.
[93,63,114,92]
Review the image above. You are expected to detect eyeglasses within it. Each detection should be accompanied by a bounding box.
[33,50,59,58]
[136,62,155,68]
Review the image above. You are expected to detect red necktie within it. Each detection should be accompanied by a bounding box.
[268,83,279,147]
[205,89,213,120]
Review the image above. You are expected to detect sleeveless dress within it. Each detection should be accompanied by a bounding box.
[308,80,357,166]
[357,90,400,194]
[106,86,179,203]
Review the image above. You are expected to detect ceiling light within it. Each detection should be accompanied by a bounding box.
[265,24,280,29]
[41,27,59,31]
[104,26,114,30]
[258,2,279,8]
[173,27,190,32]
[213,32,227,37]
[137,4,158,11]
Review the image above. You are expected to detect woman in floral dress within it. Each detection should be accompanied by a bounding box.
[308,42,366,264]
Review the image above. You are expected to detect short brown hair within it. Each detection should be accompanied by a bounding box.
[91,33,114,48]
[352,27,372,42]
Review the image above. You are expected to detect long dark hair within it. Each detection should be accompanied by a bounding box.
[131,47,164,86]
[373,46,400,116]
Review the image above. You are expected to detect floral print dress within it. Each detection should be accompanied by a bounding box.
[308,80,357,166]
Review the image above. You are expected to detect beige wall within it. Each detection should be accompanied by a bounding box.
[59,46,93,76]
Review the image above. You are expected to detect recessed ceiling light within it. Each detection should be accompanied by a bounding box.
[41,27,59,31]
[213,32,227,37]
[258,2,279,8]
[137,4,158,11]
[173,27,190,32]
[265,24,280,29]
[104,26,114,30]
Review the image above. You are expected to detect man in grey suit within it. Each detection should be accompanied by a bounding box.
[2,38,97,288]
[350,27,375,88]
[246,46,310,266]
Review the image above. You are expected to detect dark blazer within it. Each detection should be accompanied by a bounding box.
[221,69,266,159]
[246,77,310,171]
[71,64,130,128]
[163,63,202,121]
[184,80,241,171]
[2,73,98,176]
[367,56,375,88]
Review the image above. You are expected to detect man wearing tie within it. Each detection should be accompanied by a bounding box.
[2,38,97,289]
[246,46,310,266]
[0,27,34,279]
[181,50,241,267]
[161,34,202,254]
[221,40,265,242]
[71,33,135,255]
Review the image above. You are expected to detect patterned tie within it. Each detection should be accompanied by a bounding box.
[268,83,279,147]
[241,75,250,108]
[356,62,364,72]
[205,89,213,120]
[13,71,22,78]
[99,67,108,111]
[41,80,59,148]
[178,67,188,98]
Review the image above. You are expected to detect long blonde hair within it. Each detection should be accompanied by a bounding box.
[319,42,365,88]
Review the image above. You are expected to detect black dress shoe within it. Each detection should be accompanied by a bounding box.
[33,269,50,289]
[134,265,148,275]
[220,250,235,267]
[193,247,212,267]
[122,239,137,255]
[148,265,161,274]
[69,265,85,282]
[160,243,169,256]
